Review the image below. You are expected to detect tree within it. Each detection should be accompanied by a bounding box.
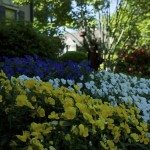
[13,0,72,35]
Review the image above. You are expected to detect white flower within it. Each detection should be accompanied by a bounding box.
[18,75,29,80]
[89,74,94,79]
[68,86,74,91]
[67,79,74,86]
[61,78,66,84]
[79,75,84,81]
[77,83,83,88]
[49,79,54,85]
[85,82,91,90]
[33,76,41,81]
[53,83,59,88]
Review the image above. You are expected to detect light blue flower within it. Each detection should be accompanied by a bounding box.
[61,78,66,84]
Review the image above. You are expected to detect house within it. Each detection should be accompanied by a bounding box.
[63,29,108,54]
[0,0,31,21]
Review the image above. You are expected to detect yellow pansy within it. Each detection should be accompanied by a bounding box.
[140,122,148,132]
[37,106,45,117]
[107,140,116,150]
[100,141,108,149]
[83,113,94,124]
[63,97,74,107]
[95,117,105,130]
[130,133,139,142]
[139,135,150,144]
[76,103,89,114]
[16,94,34,109]
[48,111,59,119]
[65,134,71,141]
[112,126,121,143]
[78,124,89,137]
[16,131,30,142]
[24,80,36,89]
[45,97,55,105]
[30,138,44,150]
[63,107,76,120]
[31,96,36,102]
[120,122,130,134]
[71,125,78,135]
[42,126,53,135]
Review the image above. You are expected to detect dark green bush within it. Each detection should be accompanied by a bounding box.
[59,51,87,62]
[0,21,63,59]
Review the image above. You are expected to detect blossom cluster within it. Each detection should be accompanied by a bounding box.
[0,71,149,149]
[16,70,150,122]
[0,55,92,81]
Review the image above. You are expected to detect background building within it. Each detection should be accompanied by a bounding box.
[0,0,31,21]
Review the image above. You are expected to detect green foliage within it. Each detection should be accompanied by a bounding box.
[0,21,63,58]
[59,51,87,62]
[0,72,149,149]
[13,0,73,35]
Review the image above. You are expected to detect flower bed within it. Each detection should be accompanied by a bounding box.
[0,55,92,81]
[0,71,149,149]
[16,70,150,123]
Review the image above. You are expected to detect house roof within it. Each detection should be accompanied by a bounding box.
[63,29,107,47]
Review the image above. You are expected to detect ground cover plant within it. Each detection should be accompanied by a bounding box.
[0,71,149,149]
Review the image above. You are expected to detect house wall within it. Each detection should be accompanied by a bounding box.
[19,5,31,21]
[0,0,31,21]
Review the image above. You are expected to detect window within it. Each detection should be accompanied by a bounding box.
[5,8,16,20]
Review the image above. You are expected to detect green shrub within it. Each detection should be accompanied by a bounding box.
[0,71,149,149]
[0,21,63,59]
[59,51,87,62]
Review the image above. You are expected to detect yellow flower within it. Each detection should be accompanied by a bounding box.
[16,95,34,109]
[139,135,150,144]
[71,125,78,135]
[37,106,45,117]
[107,118,114,130]
[107,140,116,149]
[130,133,139,142]
[0,95,2,102]
[78,124,89,137]
[16,131,30,142]
[30,122,52,139]
[120,122,130,134]
[63,107,76,120]
[63,98,74,107]
[24,80,36,89]
[112,126,120,143]
[83,113,94,124]
[95,117,105,130]
[31,96,36,102]
[140,122,148,132]
[16,95,27,107]
[45,97,55,105]
[100,141,108,149]
[65,134,71,141]
[48,111,59,119]
[30,138,44,150]
[76,103,89,114]
[41,82,53,93]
